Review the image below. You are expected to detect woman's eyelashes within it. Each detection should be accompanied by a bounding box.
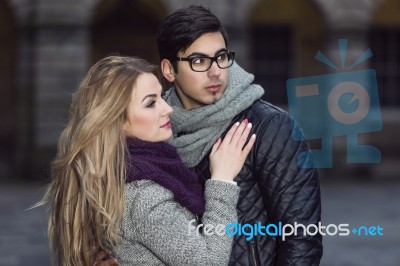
[146,100,156,108]
[146,91,163,108]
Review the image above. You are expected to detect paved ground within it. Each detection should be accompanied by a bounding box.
[0,183,51,266]
[1,178,399,266]
[319,178,400,266]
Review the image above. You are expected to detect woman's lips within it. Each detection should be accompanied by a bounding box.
[161,121,172,128]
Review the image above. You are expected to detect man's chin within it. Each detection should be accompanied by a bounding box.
[210,93,223,104]
[186,94,223,108]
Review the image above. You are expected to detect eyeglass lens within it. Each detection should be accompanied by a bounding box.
[191,52,234,71]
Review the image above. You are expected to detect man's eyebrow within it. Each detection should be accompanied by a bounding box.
[141,94,157,103]
[186,48,228,58]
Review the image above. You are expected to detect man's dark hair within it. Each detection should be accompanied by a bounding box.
[156,5,228,72]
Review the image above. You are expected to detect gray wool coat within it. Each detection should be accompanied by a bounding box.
[112,179,239,266]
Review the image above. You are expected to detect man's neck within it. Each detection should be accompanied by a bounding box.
[175,87,204,110]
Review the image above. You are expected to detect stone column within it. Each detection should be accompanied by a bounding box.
[9,0,36,180]
[313,0,383,177]
[31,0,91,178]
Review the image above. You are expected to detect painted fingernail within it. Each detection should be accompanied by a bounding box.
[235,122,240,126]
[243,119,248,124]
[247,123,252,128]
[251,134,256,138]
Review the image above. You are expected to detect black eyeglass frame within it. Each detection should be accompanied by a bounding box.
[174,51,235,72]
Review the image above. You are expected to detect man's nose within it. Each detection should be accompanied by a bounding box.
[207,61,221,78]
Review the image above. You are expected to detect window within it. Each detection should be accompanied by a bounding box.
[369,27,400,107]
[250,25,292,105]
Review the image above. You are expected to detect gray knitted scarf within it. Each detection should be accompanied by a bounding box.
[164,62,264,167]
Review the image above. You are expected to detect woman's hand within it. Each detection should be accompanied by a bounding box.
[93,249,118,266]
[209,119,256,182]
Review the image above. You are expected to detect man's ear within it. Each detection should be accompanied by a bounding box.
[161,59,175,82]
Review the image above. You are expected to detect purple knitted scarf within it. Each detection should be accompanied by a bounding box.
[125,137,205,216]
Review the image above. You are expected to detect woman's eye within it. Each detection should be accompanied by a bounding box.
[146,101,156,108]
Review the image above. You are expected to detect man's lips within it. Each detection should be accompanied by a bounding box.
[161,121,172,128]
[205,84,221,92]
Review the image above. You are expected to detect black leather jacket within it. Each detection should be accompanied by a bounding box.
[194,100,323,265]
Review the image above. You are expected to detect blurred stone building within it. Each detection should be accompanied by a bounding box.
[0,0,399,181]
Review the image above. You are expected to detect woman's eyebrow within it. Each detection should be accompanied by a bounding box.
[141,94,157,103]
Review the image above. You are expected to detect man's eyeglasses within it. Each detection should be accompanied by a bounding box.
[175,51,235,72]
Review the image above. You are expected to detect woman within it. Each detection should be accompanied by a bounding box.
[41,56,255,265]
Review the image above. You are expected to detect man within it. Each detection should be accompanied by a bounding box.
[99,5,322,266]
[158,5,322,266]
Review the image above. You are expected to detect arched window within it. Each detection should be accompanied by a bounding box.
[369,0,400,107]
[248,0,326,106]
[90,0,166,64]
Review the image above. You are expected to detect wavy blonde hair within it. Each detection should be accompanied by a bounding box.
[41,56,157,265]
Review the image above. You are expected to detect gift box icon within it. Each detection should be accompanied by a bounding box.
[286,39,382,168]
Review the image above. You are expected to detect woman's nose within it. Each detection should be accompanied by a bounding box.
[162,100,173,116]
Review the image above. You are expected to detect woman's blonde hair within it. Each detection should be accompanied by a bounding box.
[41,56,157,265]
